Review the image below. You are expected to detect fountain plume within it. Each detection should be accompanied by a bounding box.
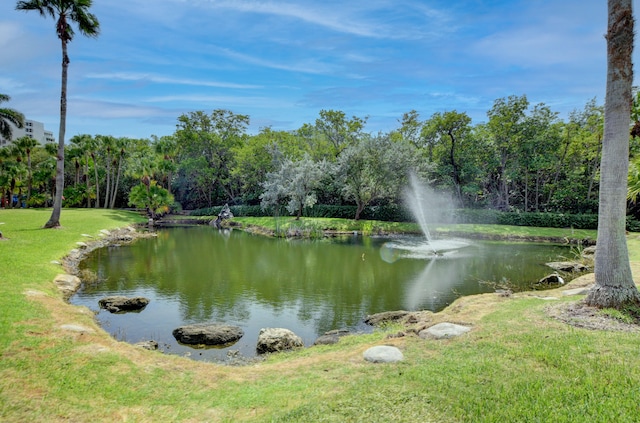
[403,174,455,254]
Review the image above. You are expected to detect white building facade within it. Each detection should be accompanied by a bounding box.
[0,119,55,147]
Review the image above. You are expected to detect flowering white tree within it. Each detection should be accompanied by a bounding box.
[260,154,329,219]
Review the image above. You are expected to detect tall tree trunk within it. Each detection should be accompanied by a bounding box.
[26,150,32,207]
[74,158,80,186]
[44,39,68,228]
[8,179,15,209]
[85,153,91,208]
[524,173,529,212]
[587,0,640,308]
[546,133,572,205]
[354,200,365,221]
[103,151,111,208]
[92,153,100,208]
[110,153,124,209]
[448,130,463,203]
[499,153,509,210]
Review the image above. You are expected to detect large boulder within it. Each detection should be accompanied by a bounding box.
[172,323,244,346]
[256,328,304,354]
[98,296,149,313]
[363,345,404,363]
[54,274,82,299]
[419,322,471,340]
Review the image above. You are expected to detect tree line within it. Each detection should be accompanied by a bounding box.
[4,93,640,221]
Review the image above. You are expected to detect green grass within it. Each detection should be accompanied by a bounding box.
[1,209,639,422]
[234,216,598,241]
[234,216,419,236]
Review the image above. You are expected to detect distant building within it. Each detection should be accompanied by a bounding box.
[0,119,55,147]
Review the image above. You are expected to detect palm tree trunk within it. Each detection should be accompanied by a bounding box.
[44,39,69,228]
[110,153,124,208]
[26,150,32,207]
[85,153,91,208]
[587,0,640,308]
[103,154,111,208]
[92,153,100,208]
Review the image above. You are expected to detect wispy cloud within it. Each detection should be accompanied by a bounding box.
[201,0,450,40]
[84,72,260,89]
[471,27,603,67]
[213,47,338,75]
[145,94,293,109]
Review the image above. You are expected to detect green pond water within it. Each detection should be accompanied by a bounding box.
[71,226,573,362]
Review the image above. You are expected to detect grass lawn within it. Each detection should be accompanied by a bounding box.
[234,216,598,241]
[1,209,639,422]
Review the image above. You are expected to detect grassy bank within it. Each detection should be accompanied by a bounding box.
[233,216,597,241]
[1,209,639,422]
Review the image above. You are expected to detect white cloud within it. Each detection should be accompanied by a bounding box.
[145,94,293,109]
[200,0,450,40]
[84,72,261,89]
[471,27,603,68]
[214,47,338,75]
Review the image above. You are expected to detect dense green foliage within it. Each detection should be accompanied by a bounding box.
[3,95,640,223]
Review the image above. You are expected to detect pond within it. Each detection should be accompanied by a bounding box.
[71,226,573,362]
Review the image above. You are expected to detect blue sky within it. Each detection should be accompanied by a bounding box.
[1,0,637,140]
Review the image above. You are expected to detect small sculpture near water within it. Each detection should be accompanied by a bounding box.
[210,204,234,229]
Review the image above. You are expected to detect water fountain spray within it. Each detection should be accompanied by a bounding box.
[404,174,441,255]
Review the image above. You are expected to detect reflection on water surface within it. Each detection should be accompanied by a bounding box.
[71,226,571,362]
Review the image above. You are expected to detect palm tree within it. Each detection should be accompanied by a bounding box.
[153,135,178,195]
[13,136,39,206]
[0,94,25,143]
[586,0,640,308]
[129,180,174,220]
[4,145,28,209]
[69,134,94,207]
[16,0,99,228]
[108,137,128,209]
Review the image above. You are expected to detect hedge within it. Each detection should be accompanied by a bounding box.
[189,204,640,231]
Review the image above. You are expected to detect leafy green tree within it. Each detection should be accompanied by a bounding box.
[0,145,27,208]
[315,109,367,158]
[0,94,25,142]
[337,134,418,220]
[422,110,472,201]
[12,136,39,205]
[231,128,298,204]
[486,94,529,210]
[513,104,561,211]
[175,110,249,206]
[129,180,174,220]
[16,0,99,227]
[391,110,424,147]
[152,135,178,195]
[586,0,640,308]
